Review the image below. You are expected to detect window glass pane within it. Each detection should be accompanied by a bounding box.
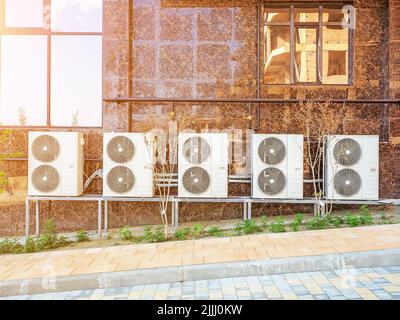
[294,8,319,23]
[264,26,290,84]
[51,36,102,127]
[322,26,349,84]
[323,7,349,24]
[264,8,289,23]
[295,28,317,82]
[51,0,102,32]
[0,36,47,126]
[5,0,44,28]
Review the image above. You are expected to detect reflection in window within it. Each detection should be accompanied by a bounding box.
[51,36,102,127]
[264,26,290,84]
[0,36,47,126]
[263,5,351,85]
[323,26,348,84]
[295,28,317,83]
[264,8,290,23]
[51,0,103,32]
[5,0,44,28]
[323,8,349,24]
[294,8,319,22]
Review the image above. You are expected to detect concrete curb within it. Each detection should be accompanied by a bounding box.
[1,248,400,297]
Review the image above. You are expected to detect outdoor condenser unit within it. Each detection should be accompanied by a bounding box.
[325,135,379,200]
[252,134,304,199]
[103,132,155,197]
[28,132,84,196]
[178,133,229,198]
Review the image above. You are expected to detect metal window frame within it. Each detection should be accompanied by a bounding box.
[0,0,103,129]
[262,2,353,86]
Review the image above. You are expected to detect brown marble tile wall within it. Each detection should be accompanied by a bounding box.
[1,0,399,236]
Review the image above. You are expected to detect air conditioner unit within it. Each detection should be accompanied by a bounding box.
[178,133,228,198]
[28,132,84,196]
[252,134,303,199]
[103,133,155,197]
[325,135,379,200]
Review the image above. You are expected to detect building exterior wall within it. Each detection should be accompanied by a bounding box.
[0,0,399,236]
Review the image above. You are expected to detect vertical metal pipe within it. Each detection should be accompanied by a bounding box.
[25,198,30,240]
[98,200,102,239]
[35,201,40,236]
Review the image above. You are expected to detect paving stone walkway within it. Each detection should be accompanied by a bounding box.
[1,224,400,282]
[2,266,400,300]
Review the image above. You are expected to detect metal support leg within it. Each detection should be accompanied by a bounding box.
[104,200,108,234]
[243,202,247,220]
[247,202,252,220]
[171,200,175,228]
[25,198,30,240]
[98,200,102,239]
[174,201,179,229]
[35,201,40,236]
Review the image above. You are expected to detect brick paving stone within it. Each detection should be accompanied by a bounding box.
[5,265,400,300]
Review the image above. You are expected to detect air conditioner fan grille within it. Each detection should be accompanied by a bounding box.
[31,165,60,193]
[333,138,361,166]
[107,166,135,194]
[258,167,286,195]
[258,137,286,165]
[107,136,135,163]
[32,135,60,162]
[183,137,210,164]
[182,166,210,194]
[334,168,361,197]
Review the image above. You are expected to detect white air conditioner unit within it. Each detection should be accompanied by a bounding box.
[252,134,303,199]
[28,132,84,196]
[325,135,379,200]
[103,132,155,197]
[178,133,228,198]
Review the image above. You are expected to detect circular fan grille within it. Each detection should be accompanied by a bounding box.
[333,138,361,166]
[258,137,286,165]
[32,135,60,162]
[183,137,210,164]
[182,166,210,194]
[107,136,135,163]
[334,168,361,197]
[258,167,286,195]
[31,165,60,193]
[107,166,135,194]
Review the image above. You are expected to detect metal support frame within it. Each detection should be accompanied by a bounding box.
[102,197,177,234]
[25,195,399,240]
[25,195,104,240]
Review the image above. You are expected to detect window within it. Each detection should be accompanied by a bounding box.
[0,0,103,127]
[263,4,353,85]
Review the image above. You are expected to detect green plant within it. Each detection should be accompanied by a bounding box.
[207,226,224,237]
[36,219,69,250]
[259,215,269,229]
[119,226,133,240]
[153,226,167,242]
[243,219,259,234]
[345,213,360,227]
[290,213,303,231]
[192,224,204,239]
[76,230,90,243]
[358,205,373,225]
[174,227,191,240]
[306,217,326,230]
[24,237,37,253]
[269,217,285,233]
[0,238,24,254]
[325,215,343,228]
[233,222,244,236]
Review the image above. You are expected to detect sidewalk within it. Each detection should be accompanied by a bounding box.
[1,224,400,284]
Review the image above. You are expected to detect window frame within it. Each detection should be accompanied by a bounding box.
[0,0,103,128]
[262,3,354,86]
